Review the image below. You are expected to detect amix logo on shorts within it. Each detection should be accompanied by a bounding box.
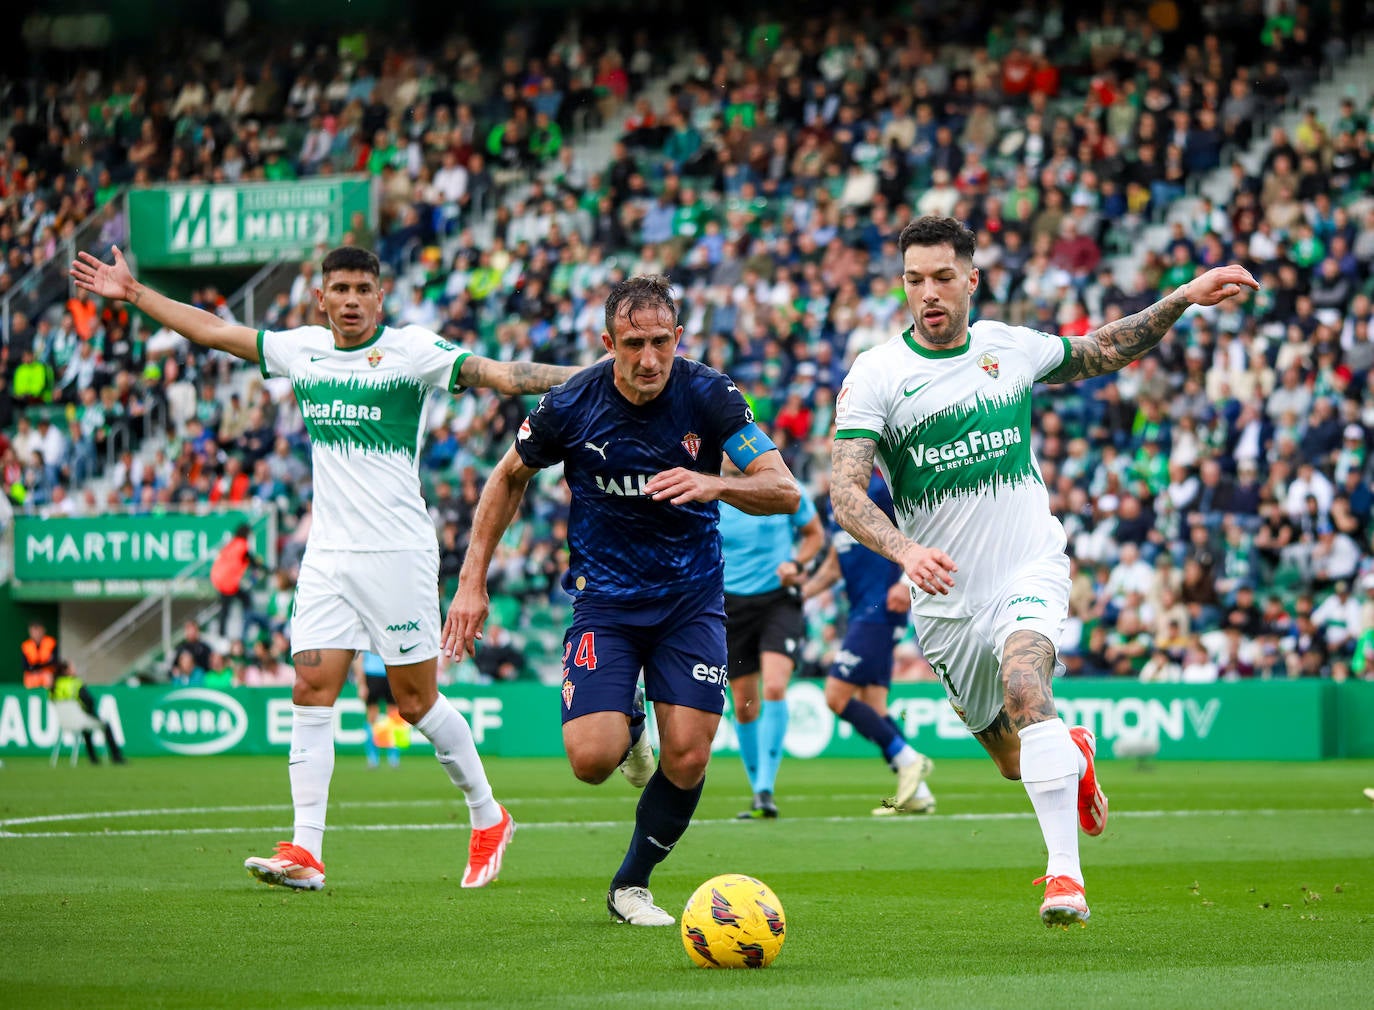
[386,619,421,632]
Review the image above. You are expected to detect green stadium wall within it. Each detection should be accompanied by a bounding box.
[3,680,1373,760]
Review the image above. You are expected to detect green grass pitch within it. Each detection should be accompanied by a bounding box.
[3,753,1373,1009]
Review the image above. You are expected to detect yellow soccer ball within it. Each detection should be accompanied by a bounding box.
[680,873,786,969]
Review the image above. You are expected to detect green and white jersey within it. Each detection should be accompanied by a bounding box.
[835,320,1070,618]
[256,324,471,552]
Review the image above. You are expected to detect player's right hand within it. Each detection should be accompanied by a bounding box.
[442,582,489,659]
[898,542,957,597]
[70,245,135,301]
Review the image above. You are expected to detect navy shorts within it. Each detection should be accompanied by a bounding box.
[828,621,904,688]
[559,583,728,723]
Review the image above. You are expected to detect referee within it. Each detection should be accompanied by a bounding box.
[720,468,825,819]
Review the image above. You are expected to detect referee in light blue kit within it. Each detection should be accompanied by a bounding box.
[720,460,826,819]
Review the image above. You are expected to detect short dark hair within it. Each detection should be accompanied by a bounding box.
[320,246,380,278]
[898,216,977,264]
[604,274,677,339]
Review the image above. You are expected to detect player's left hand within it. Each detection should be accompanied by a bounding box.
[645,467,721,505]
[1181,264,1260,307]
[442,581,489,659]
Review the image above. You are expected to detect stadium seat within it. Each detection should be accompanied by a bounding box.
[49,700,107,768]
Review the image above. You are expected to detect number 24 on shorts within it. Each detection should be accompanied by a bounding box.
[564,632,598,671]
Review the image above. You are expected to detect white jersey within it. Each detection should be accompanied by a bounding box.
[835,320,1070,618]
[256,324,470,551]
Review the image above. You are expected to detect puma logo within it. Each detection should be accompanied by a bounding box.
[584,440,609,460]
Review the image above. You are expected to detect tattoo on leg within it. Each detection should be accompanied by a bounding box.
[999,630,1059,731]
[974,709,1015,747]
[295,650,322,667]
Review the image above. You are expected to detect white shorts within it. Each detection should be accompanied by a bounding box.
[913,554,1069,734]
[291,547,441,665]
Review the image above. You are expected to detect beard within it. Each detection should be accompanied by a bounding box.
[912,302,970,346]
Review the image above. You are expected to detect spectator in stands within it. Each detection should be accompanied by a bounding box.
[169,619,213,682]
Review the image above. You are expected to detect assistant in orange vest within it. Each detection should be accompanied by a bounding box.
[21,621,58,690]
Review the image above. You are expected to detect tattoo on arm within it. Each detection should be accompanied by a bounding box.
[999,630,1059,731]
[1043,288,1190,383]
[460,356,579,394]
[830,438,912,563]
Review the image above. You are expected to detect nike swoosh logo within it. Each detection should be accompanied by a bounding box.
[1015,615,1037,621]
[310,354,329,362]
[399,643,420,654]
[288,759,307,766]
[903,381,931,397]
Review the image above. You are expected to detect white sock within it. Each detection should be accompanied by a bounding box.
[915,781,934,801]
[1019,718,1082,884]
[289,705,336,861]
[892,745,919,769]
[415,698,502,830]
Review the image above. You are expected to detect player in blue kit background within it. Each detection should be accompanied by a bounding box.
[719,469,825,819]
[445,274,801,926]
[803,472,935,815]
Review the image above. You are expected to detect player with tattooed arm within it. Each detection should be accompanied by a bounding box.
[829,216,1257,926]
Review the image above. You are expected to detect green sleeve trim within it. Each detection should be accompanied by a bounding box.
[256,330,270,379]
[835,428,881,441]
[1059,335,1072,370]
[448,351,472,393]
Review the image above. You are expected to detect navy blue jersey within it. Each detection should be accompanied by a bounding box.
[516,357,767,603]
[835,473,907,628]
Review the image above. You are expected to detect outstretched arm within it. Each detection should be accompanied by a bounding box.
[442,445,540,657]
[830,437,956,596]
[70,247,261,362]
[457,355,581,395]
[1042,264,1259,383]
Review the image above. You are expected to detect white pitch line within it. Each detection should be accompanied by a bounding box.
[1,807,1368,840]
[0,793,988,828]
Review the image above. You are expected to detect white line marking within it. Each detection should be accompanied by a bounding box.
[0,807,1367,840]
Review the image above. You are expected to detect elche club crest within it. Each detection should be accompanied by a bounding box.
[681,432,701,460]
[978,352,999,379]
[367,347,384,368]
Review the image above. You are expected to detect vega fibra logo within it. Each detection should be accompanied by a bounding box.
[386,619,421,633]
[150,688,248,756]
[907,426,1022,468]
[300,399,384,423]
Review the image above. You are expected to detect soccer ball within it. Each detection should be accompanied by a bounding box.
[680,873,786,969]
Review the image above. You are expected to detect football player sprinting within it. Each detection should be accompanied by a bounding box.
[445,275,800,925]
[71,244,581,891]
[830,216,1257,926]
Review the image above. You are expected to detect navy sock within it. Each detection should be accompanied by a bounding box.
[611,768,704,889]
[841,699,901,756]
[617,706,647,764]
[883,714,907,743]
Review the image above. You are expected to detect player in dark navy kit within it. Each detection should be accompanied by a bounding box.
[444,275,801,926]
[803,472,935,815]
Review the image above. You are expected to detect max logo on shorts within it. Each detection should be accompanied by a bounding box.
[386,619,421,632]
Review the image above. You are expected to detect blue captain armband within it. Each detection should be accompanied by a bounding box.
[724,422,776,470]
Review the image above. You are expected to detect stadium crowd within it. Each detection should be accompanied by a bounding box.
[2,1,1374,687]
